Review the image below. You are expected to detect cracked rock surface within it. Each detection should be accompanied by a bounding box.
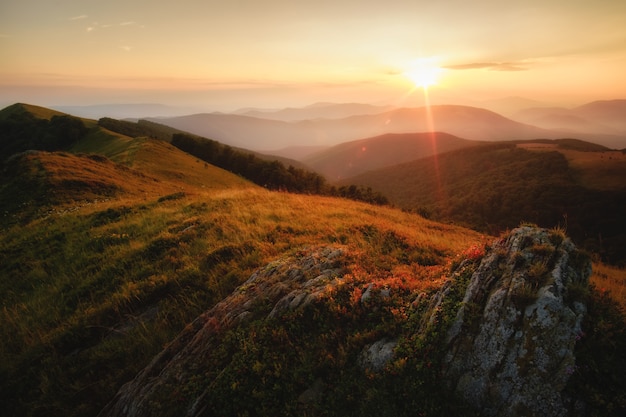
[438,226,591,417]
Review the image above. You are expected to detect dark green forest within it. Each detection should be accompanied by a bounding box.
[344,143,626,265]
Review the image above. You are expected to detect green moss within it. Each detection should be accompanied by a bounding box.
[566,286,626,417]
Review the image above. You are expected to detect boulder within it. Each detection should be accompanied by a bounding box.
[436,226,591,417]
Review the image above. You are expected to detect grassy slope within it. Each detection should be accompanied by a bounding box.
[0,185,485,417]
[0,103,67,121]
[1,104,624,416]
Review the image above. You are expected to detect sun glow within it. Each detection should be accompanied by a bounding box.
[404,58,443,89]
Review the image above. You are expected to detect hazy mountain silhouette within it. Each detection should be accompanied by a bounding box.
[303,132,481,180]
[513,100,626,148]
[573,99,626,131]
[150,105,601,151]
[477,96,549,116]
[53,103,201,119]
[235,102,394,121]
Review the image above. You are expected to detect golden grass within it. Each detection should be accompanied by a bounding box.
[23,151,181,202]
[4,167,625,417]
[19,103,67,120]
[518,143,626,191]
[130,138,252,191]
[561,149,626,191]
[71,128,145,164]
[591,261,626,310]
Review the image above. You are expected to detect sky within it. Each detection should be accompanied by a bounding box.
[1,0,626,112]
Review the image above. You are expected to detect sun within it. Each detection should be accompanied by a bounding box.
[404,59,443,89]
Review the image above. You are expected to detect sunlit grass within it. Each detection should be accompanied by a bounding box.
[0,184,487,416]
[591,261,626,310]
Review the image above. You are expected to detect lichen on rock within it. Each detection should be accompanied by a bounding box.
[437,226,591,417]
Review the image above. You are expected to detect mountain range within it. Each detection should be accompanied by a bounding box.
[233,101,394,121]
[514,99,626,137]
[145,102,626,152]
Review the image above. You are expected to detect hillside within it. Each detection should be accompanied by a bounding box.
[303,132,482,180]
[96,117,310,170]
[0,102,67,121]
[1,103,625,417]
[338,141,626,264]
[0,103,90,159]
[0,171,486,417]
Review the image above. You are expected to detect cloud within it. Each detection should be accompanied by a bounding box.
[444,62,529,71]
[85,21,144,33]
[69,15,88,21]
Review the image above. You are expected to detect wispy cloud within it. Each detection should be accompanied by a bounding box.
[444,62,529,72]
[69,15,88,21]
[85,21,144,33]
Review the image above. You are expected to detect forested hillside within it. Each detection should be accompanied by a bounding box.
[339,142,626,265]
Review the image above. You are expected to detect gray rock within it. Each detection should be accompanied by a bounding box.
[437,226,591,417]
[359,338,398,372]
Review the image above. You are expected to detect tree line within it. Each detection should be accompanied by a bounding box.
[98,117,178,141]
[171,133,388,205]
[97,117,388,205]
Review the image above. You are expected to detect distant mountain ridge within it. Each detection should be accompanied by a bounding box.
[513,99,626,145]
[149,104,626,151]
[235,102,394,121]
[53,103,202,119]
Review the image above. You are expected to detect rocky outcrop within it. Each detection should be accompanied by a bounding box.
[98,226,592,417]
[435,226,591,417]
[97,246,347,417]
